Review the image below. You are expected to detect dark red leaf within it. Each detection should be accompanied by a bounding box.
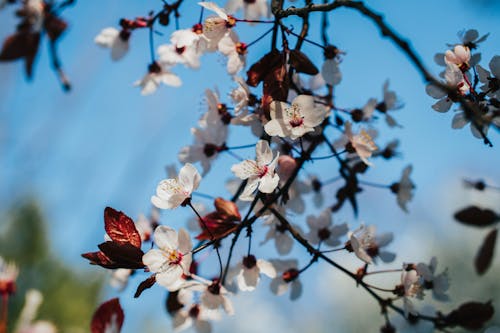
[289,49,319,75]
[104,207,142,248]
[98,242,145,269]
[0,32,38,61]
[91,298,124,333]
[454,206,499,227]
[246,49,282,87]
[475,228,497,275]
[44,14,68,41]
[134,275,156,298]
[214,197,241,221]
[444,301,494,330]
[81,251,114,267]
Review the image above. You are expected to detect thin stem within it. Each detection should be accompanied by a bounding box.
[246,27,275,48]
[192,192,216,200]
[320,246,346,253]
[188,202,223,278]
[311,149,346,160]
[359,180,390,189]
[226,144,257,150]
[149,25,156,63]
[365,269,403,276]
[225,150,244,161]
[235,19,275,24]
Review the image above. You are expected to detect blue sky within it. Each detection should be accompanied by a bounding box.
[1,0,499,332]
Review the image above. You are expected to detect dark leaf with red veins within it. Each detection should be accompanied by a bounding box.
[0,32,38,61]
[104,207,142,248]
[444,301,494,330]
[196,212,238,241]
[44,14,68,41]
[134,275,156,298]
[91,298,124,333]
[289,49,319,75]
[246,49,282,87]
[475,228,497,275]
[454,206,499,227]
[81,251,114,267]
[98,242,145,269]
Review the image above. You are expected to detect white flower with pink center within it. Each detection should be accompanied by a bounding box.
[134,62,182,96]
[347,224,395,265]
[264,95,329,140]
[151,163,202,209]
[231,140,279,201]
[342,121,378,166]
[158,29,203,69]
[444,45,471,70]
[95,27,130,61]
[235,255,276,291]
[225,0,269,22]
[218,31,247,75]
[199,2,236,52]
[142,226,192,291]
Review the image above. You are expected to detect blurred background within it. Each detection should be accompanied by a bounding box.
[1,0,500,332]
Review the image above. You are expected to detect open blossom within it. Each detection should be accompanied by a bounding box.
[306,208,348,247]
[199,2,236,52]
[15,290,57,333]
[339,121,377,165]
[445,45,471,70]
[142,226,192,291]
[269,259,302,301]
[416,257,450,302]
[477,55,500,100]
[178,120,228,175]
[158,29,203,69]
[218,31,247,75]
[95,27,130,61]
[264,95,330,140]
[259,204,299,255]
[390,165,415,213]
[200,279,234,315]
[235,255,276,291]
[231,140,279,201]
[151,163,201,209]
[321,57,342,86]
[134,62,182,95]
[376,80,402,127]
[171,288,220,333]
[399,268,424,317]
[0,256,18,296]
[426,64,470,113]
[225,0,269,22]
[347,224,395,264]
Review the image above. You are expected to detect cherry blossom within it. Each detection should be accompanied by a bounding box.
[178,121,228,175]
[171,289,220,333]
[15,290,57,333]
[477,55,500,100]
[399,267,424,317]
[259,204,298,255]
[218,31,247,75]
[199,279,234,315]
[306,208,348,247]
[269,259,302,301]
[94,27,130,61]
[339,121,378,166]
[347,224,395,264]
[225,0,269,22]
[151,163,202,209]
[376,80,402,127]
[142,226,193,291]
[444,45,471,70]
[426,64,469,113]
[134,62,182,95]
[231,140,280,201]
[390,165,415,213]
[199,2,236,52]
[158,29,203,69]
[264,95,330,140]
[234,255,276,291]
[416,257,450,302]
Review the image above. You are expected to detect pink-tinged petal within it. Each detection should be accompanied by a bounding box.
[178,163,202,193]
[154,225,179,251]
[258,173,279,193]
[156,265,184,290]
[142,249,166,272]
[238,267,259,291]
[199,1,229,20]
[172,311,191,331]
[160,72,182,87]
[240,177,259,201]
[178,228,193,254]
[444,50,459,65]
[231,160,258,179]
[451,112,468,129]
[256,140,273,166]
[264,119,287,137]
[432,98,452,113]
[181,252,192,275]
[151,195,170,209]
[257,259,277,278]
[292,94,315,111]
[218,30,237,55]
[222,295,234,315]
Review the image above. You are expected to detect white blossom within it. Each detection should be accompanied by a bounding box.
[225,0,269,22]
[264,95,330,140]
[95,27,130,61]
[416,257,450,302]
[268,259,302,301]
[306,208,348,247]
[348,224,395,264]
[231,140,279,200]
[199,2,236,52]
[392,165,415,213]
[158,29,203,69]
[218,31,247,75]
[142,226,193,291]
[134,62,182,95]
[235,255,276,291]
[151,163,202,209]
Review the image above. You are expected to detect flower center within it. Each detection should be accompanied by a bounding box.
[257,165,269,178]
[167,249,183,265]
[282,268,299,282]
[175,45,186,55]
[318,227,331,241]
[235,42,247,55]
[242,255,257,269]
[286,104,304,128]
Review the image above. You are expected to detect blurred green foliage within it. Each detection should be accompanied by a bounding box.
[0,200,103,333]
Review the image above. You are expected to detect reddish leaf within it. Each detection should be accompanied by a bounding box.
[246,49,282,87]
[91,298,124,333]
[475,228,497,275]
[289,49,319,75]
[196,211,238,241]
[134,275,156,298]
[166,290,184,314]
[81,251,114,267]
[98,242,145,269]
[454,206,499,227]
[214,197,241,221]
[104,207,142,248]
[444,301,494,330]
[0,32,37,60]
